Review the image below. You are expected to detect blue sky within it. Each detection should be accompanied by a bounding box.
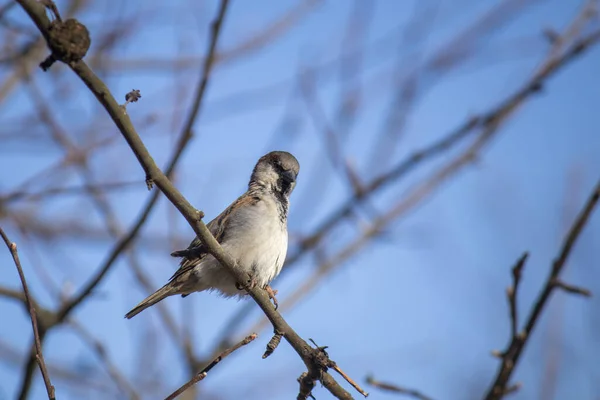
[1,0,599,399]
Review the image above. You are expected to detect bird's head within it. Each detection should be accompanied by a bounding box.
[250,151,300,197]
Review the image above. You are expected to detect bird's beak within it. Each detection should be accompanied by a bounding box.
[282,170,297,183]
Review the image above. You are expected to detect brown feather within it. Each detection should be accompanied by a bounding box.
[168,194,261,282]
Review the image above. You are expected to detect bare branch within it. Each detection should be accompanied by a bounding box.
[50,0,229,322]
[366,376,434,400]
[17,0,362,398]
[331,364,368,398]
[10,1,231,397]
[552,280,592,297]
[483,179,600,399]
[507,253,528,340]
[164,333,258,400]
[0,227,55,400]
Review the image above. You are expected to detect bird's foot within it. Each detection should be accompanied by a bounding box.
[236,275,258,291]
[265,285,279,310]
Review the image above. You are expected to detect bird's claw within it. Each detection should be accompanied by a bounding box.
[265,285,279,310]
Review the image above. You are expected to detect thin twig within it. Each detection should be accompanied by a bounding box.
[0,227,55,400]
[366,376,434,400]
[164,333,258,400]
[507,253,528,340]
[331,364,369,398]
[552,279,592,297]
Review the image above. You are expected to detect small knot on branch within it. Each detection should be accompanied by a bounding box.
[145,175,154,190]
[41,18,90,71]
[308,338,330,371]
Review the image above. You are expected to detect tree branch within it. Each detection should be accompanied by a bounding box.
[54,0,229,322]
[9,0,231,397]
[484,179,599,399]
[164,333,257,400]
[0,227,55,400]
[365,376,434,400]
[16,0,361,398]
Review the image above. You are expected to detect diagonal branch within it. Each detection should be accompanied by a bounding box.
[484,179,599,399]
[164,333,258,400]
[54,0,229,322]
[11,0,230,397]
[0,227,55,400]
[17,0,360,398]
[365,376,434,400]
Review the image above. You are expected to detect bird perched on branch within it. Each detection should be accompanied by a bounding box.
[125,151,300,319]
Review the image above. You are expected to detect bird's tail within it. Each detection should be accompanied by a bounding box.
[125,284,176,319]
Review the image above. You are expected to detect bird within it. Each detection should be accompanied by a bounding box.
[125,151,300,319]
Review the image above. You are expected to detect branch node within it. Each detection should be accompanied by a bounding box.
[145,175,154,190]
[503,382,522,395]
[491,349,504,359]
[552,279,592,297]
[308,339,368,397]
[529,80,544,93]
[41,18,90,71]
[484,180,600,399]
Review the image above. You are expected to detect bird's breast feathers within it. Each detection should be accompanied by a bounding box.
[221,193,288,285]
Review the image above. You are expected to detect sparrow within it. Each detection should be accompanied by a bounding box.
[125,151,300,319]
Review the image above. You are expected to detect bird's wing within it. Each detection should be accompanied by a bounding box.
[168,193,259,282]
